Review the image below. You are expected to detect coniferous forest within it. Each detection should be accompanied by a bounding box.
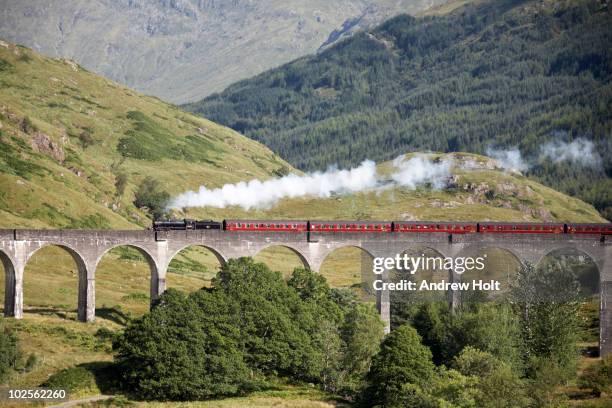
[187,0,612,219]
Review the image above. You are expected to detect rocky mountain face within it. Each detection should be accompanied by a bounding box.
[0,0,443,103]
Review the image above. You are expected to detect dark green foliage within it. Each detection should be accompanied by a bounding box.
[339,303,385,393]
[114,172,128,197]
[24,354,39,372]
[360,324,435,407]
[43,366,97,393]
[113,259,383,401]
[133,176,169,220]
[117,111,222,163]
[579,355,612,397]
[212,260,324,380]
[453,347,529,408]
[510,261,581,381]
[42,362,118,395]
[396,301,523,371]
[0,319,21,383]
[78,128,95,149]
[114,289,251,400]
[288,268,384,394]
[187,0,612,218]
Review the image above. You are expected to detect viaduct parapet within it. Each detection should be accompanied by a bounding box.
[0,229,610,354]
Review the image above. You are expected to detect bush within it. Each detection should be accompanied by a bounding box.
[510,261,581,380]
[453,347,529,408]
[43,366,98,394]
[133,177,169,220]
[114,288,251,400]
[114,172,128,197]
[0,319,21,382]
[24,354,39,372]
[360,324,435,407]
[78,128,95,149]
[579,355,612,397]
[407,302,522,371]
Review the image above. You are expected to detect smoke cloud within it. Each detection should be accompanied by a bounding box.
[485,147,528,172]
[485,138,601,173]
[169,154,453,210]
[169,160,379,210]
[391,155,452,189]
[539,138,601,166]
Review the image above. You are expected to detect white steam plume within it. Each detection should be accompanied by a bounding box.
[539,138,601,166]
[169,160,379,210]
[485,147,528,172]
[169,155,453,210]
[391,155,452,189]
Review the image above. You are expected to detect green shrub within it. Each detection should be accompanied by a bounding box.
[43,366,98,394]
[113,288,251,400]
[78,128,95,149]
[133,177,169,220]
[360,324,435,407]
[510,261,581,380]
[579,355,612,397]
[24,354,40,372]
[0,319,21,382]
[114,172,128,197]
[453,347,529,408]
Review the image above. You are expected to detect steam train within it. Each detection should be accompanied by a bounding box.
[153,219,612,235]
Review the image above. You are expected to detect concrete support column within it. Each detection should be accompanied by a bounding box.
[5,241,27,319]
[376,269,391,334]
[150,263,167,307]
[77,270,95,323]
[2,254,15,317]
[4,264,23,319]
[150,241,169,307]
[448,269,461,313]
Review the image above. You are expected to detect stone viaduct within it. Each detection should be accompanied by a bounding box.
[0,229,610,355]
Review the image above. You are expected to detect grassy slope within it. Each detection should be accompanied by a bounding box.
[170,152,606,224]
[0,40,293,229]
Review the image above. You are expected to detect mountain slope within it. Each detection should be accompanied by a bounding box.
[0,40,604,230]
[186,0,612,219]
[0,40,293,229]
[0,0,445,103]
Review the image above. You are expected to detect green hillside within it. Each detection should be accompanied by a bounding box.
[169,152,606,224]
[0,40,293,229]
[186,0,612,220]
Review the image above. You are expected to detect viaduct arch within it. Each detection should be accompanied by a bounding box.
[0,229,610,355]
